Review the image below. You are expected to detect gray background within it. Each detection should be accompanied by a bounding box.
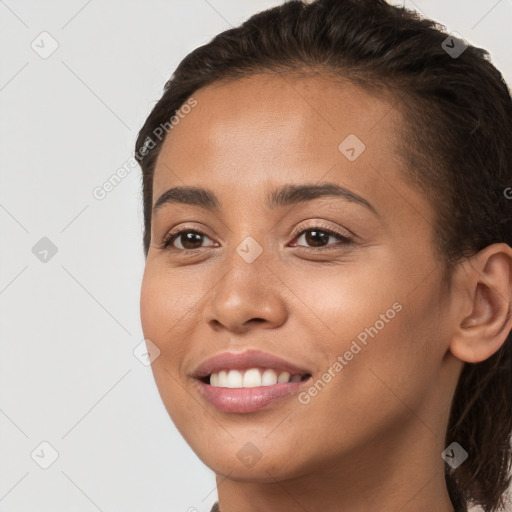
[1,1,511,511]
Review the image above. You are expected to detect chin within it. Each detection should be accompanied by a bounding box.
[191,440,313,483]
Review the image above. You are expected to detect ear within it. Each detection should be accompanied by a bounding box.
[449,243,512,363]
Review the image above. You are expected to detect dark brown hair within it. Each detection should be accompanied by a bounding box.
[134,1,512,510]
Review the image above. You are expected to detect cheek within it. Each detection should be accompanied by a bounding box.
[139,262,218,401]
[139,267,200,429]
[140,263,200,338]
[140,265,194,378]
[287,260,438,406]
[140,268,169,341]
[284,258,400,344]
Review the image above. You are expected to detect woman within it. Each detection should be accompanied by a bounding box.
[135,0,512,510]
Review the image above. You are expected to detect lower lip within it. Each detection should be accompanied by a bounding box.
[196,379,309,414]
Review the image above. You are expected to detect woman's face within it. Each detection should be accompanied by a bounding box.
[140,73,462,483]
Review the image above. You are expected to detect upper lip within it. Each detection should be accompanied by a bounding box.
[192,349,312,379]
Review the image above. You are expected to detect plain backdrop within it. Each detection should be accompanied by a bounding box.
[1,1,511,511]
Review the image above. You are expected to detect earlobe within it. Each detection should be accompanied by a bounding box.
[449,243,512,364]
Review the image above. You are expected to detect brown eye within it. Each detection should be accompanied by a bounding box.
[302,229,331,247]
[291,227,352,249]
[163,230,213,250]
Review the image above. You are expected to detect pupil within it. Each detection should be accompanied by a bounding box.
[306,230,328,247]
[182,232,202,249]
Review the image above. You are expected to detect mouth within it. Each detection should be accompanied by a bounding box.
[192,350,313,414]
[196,368,313,414]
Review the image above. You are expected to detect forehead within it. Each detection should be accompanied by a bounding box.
[152,72,415,215]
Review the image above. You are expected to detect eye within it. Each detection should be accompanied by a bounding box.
[162,229,216,251]
[290,225,353,250]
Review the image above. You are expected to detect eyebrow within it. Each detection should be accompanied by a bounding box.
[152,182,378,216]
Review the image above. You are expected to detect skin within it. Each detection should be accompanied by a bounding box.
[139,72,512,512]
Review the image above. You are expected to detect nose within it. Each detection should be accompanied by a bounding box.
[201,255,288,334]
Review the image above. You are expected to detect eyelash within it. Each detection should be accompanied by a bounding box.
[161,223,353,252]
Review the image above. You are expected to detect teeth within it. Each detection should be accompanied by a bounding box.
[227,370,243,388]
[209,368,303,388]
[277,371,291,383]
[261,369,277,386]
[243,368,261,387]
